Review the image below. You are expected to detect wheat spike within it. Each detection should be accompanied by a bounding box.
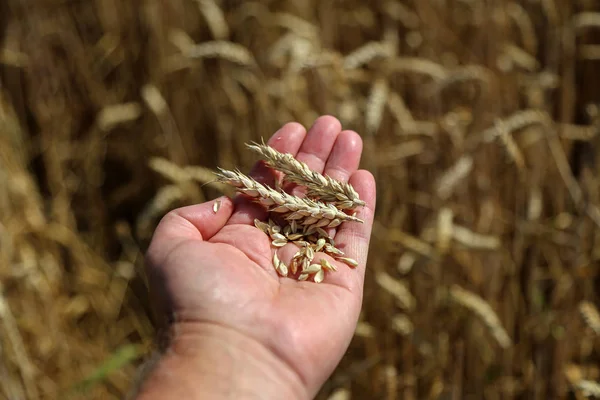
[450,285,512,348]
[506,2,538,54]
[576,380,600,398]
[96,102,142,131]
[245,142,365,209]
[215,168,363,225]
[579,301,600,335]
[195,0,229,40]
[343,41,393,69]
[173,36,257,67]
[375,271,415,311]
[365,78,389,136]
[573,12,600,32]
[435,156,474,200]
[391,314,414,336]
[391,57,449,81]
[481,110,551,142]
[500,43,539,72]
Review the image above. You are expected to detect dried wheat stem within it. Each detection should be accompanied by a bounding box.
[215,168,363,225]
[245,142,365,209]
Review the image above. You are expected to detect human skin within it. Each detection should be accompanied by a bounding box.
[134,116,376,400]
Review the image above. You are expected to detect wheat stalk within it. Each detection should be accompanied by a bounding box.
[245,142,365,209]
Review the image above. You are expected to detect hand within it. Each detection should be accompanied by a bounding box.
[136,116,376,399]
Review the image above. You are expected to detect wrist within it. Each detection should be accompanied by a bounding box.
[133,322,308,400]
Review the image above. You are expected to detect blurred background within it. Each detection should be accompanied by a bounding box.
[1,0,600,399]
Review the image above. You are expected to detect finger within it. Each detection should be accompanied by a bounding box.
[147,196,234,264]
[322,130,363,183]
[226,122,307,225]
[331,170,376,292]
[284,116,342,196]
[294,115,341,172]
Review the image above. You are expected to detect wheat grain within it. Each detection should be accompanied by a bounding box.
[245,142,365,209]
[320,258,337,272]
[298,273,309,281]
[449,285,512,348]
[336,257,359,268]
[314,268,325,283]
[579,301,600,335]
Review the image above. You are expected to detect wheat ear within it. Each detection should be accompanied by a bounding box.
[215,168,363,225]
[245,142,365,209]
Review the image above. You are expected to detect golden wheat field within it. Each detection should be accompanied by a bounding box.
[2,0,600,398]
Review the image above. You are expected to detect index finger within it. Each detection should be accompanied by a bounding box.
[332,170,376,290]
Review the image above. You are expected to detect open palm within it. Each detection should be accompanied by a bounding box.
[145,116,376,396]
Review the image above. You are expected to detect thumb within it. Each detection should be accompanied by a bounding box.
[147,196,234,259]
